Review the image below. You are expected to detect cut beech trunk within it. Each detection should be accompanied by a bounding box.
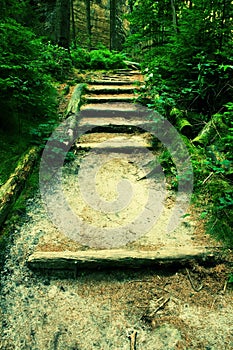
[192,114,226,146]
[176,117,192,136]
[0,146,40,226]
[27,247,216,270]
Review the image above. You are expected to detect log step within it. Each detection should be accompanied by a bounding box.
[87,80,142,86]
[27,248,217,271]
[84,94,138,103]
[86,85,140,94]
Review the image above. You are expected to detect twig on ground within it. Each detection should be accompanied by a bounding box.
[223,280,228,294]
[202,172,213,185]
[149,297,170,318]
[186,268,203,292]
[127,329,137,350]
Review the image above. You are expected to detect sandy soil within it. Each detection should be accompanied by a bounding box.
[1,70,233,350]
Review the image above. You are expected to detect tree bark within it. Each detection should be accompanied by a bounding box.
[55,0,71,49]
[71,0,76,47]
[192,114,227,146]
[0,147,40,227]
[86,0,91,50]
[219,0,226,50]
[110,0,117,50]
[171,0,178,33]
[27,247,212,270]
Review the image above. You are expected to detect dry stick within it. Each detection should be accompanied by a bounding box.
[202,171,213,185]
[127,330,137,350]
[149,297,170,318]
[186,268,203,292]
[211,280,228,310]
[223,280,228,294]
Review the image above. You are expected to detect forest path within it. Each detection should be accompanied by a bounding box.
[1,70,232,350]
[28,69,217,269]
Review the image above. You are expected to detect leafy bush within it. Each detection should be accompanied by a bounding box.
[71,47,91,69]
[40,42,73,81]
[90,49,127,69]
[70,46,127,70]
[0,19,57,132]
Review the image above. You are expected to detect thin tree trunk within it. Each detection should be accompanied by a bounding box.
[71,0,76,48]
[219,0,226,50]
[86,0,91,50]
[110,0,117,50]
[171,0,178,33]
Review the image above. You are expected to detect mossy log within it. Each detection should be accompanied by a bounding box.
[65,84,86,116]
[176,117,192,136]
[0,146,40,226]
[192,114,226,146]
[170,108,192,136]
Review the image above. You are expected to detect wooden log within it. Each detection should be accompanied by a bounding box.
[123,61,141,69]
[65,84,86,116]
[0,146,40,226]
[176,117,192,137]
[27,247,217,271]
[192,113,227,146]
[170,108,192,136]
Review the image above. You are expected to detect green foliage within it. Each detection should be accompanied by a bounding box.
[0,19,58,132]
[71,47,91,69]
[126,0,233,247]
[89,49,127,69]
[229,274,233,284]
[71,47,127,70]
[41,42,73,81]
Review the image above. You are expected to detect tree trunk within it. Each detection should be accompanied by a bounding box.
[110,0,117,50]
[219,0,226,50]
[86,0,91,50]
[55,0,71,49]
[71,0,76,47]
[171,0,178,33]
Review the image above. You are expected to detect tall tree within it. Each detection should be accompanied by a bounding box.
[110,0,116,50]
[171,0,178,33]
[55,0,71,49]
[86,0,91,49]
[71,0,76,47]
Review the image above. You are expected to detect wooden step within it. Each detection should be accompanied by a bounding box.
[75,134,153,150]
[87,80,142,86]
[86,85,140,94]
[84,94,138,103]
[27,247,217,270]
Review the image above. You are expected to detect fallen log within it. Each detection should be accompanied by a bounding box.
[170,108,192,136]
[27,247,217,271]
[0,146,40,226]
[192,113,227,146]
[176,117,192,137]
[65,84,86,116]
[124,60,141,69]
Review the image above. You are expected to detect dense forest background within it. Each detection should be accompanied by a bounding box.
[0,0,233,246]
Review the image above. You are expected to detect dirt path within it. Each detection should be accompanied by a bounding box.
[0,70,232,350]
